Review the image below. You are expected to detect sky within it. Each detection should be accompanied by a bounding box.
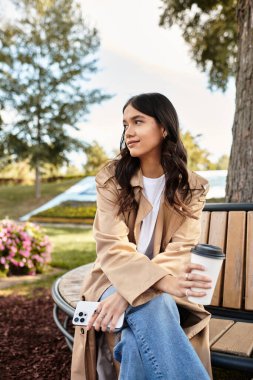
[70,0,236,167]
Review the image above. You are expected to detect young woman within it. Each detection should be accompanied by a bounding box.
[71,93,213,380]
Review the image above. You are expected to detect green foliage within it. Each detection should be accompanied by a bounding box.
[159,0,237,91]
[0,159,33,182]
[64,164,84,177]
[83,140,109,176]
[181,130,214,170]
[0,159,85,184]
[0,0,111,190]
[215,154,229,169]
[35,203,96,219]
[206,197,225,203]
[181,130,229,170]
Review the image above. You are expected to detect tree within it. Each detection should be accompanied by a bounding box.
[159,0,253,202]
[83,140,109,176]
[216,154,229,170]
[0,0,111,198]
[181,131,214,170]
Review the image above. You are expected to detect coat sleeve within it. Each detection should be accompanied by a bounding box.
[93,177,169,306]
[150,184,210,276]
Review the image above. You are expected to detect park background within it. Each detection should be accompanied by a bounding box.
[0,0,252,379]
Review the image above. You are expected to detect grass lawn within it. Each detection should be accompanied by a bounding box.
[0,178,81,220]
[44,226,96,270]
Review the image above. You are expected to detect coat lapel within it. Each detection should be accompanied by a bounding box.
[134,189,152,243]
[152,192,165,255]
[152,193,185,256]
[122,167,153,243]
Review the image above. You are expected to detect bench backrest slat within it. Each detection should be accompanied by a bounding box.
[245,211,253,310]
[222,211,246,309]
[208,212,227,306]
[200,211,210,244]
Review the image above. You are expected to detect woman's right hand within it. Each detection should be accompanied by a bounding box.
[153,263,213,298]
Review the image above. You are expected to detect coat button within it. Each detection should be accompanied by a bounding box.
[80,328,85,334]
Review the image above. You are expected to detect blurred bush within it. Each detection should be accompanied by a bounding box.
[0,221,52,276]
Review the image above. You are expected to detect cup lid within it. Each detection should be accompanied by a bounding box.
[190,244,225,259]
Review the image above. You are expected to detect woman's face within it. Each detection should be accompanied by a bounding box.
[123,104,166,159]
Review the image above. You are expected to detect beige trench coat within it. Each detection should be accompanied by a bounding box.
[71,162,213,380]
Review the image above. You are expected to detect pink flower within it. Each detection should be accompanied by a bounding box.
[19,250,30,258]
[10,246,17,254]
[10,258,19,266]
[0,220,51,276]
[32,254,44,263]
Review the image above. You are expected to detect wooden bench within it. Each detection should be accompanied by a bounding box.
[51,203,253,373]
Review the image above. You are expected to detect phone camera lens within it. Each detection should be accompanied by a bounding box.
[80,318,85,323]
[74,317,79,322]
[79,312,83,316]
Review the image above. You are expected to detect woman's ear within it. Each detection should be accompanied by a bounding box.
[162,128,167,138]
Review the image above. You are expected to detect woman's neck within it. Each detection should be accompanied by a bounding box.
[140,160,164,178]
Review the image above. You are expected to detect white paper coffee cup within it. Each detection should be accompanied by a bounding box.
[188,244,225,305]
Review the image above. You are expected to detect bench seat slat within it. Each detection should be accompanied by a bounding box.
[67,299,80,308]
[59,282,82,307]
[209,318,234,346]
[62,263,94,279]
[211,322,253,357]
[61,279,84,285]
[59,290,81,298]
[58,263,94,308]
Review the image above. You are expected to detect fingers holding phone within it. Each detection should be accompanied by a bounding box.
[72,292,127,333]
[90,292,128,333]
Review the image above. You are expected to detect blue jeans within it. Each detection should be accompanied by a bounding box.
[99,286,210,380]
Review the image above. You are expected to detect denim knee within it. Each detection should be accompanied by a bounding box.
[151,293,180,319]
[126,292,180,323]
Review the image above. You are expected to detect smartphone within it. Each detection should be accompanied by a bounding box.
[72,301,125,330]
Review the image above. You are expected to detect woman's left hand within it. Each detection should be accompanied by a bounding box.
[86,292,129,333]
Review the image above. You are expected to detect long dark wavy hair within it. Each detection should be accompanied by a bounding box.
[111,93,195,219]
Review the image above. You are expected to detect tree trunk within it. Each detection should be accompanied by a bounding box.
[35,162,41,199]
[225,0,253,202]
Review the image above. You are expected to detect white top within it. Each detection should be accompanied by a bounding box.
[137,174,165,258]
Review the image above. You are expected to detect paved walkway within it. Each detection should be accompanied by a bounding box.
[0,268,62,290]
